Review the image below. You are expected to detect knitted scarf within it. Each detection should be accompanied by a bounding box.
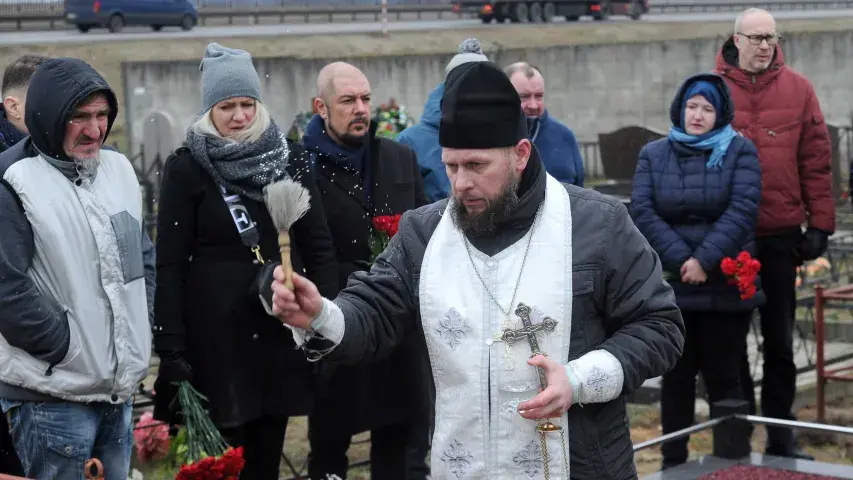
[186,119,291,202]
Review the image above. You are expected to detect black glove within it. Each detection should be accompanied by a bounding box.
[798,228,829,262]
[152,353,193,425]
[250,260,280,315]
[158,352,193,383]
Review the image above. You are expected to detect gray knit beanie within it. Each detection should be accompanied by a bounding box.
[445,38,489,75]
[199,42,262,113]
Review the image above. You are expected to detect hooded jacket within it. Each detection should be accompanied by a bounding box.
[632,73,765,312]
[397,82,449,202]
[0,57,154,404]
[714,37,834,236]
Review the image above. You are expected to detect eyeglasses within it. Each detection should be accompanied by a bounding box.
[737,32,781,46]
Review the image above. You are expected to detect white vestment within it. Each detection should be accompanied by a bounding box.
[290,173,627,478]
[419,174,572,479]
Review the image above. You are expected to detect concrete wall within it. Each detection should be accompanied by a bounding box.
[122,28,853,171]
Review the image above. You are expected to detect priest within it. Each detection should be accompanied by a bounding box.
[269,60,685,479]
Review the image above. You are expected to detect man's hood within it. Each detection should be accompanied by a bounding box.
[715,35,786,77]
[420,82,445,128]
[669,72,734,129]
[24,57,118,162]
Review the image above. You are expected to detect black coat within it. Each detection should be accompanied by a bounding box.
[305,127,431,434]
[152,140,338,428]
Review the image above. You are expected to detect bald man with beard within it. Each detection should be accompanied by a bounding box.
[300,62,431,480]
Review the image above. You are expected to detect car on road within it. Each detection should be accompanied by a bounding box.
[63,0,199,33]
[451,0,650,22]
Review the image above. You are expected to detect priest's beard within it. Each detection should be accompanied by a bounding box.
[451,167,521,236]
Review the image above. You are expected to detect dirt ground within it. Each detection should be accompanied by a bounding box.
[630,397,853,477]
[3,16,853,134]
[132,395,853,479]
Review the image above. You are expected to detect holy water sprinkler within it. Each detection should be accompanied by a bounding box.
[263,178,310,291]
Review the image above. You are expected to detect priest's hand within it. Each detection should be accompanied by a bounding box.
[517,354,573,420]
[271,268,323,329]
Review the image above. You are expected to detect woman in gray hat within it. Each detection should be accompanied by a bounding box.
[151,42,338,479]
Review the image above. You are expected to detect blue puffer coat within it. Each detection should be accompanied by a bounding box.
[397,82,448,202]
[631,73,766,313]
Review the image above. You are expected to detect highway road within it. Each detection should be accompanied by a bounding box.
[1,8,852,46]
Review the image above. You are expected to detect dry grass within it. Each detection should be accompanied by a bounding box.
[3,16,853,131]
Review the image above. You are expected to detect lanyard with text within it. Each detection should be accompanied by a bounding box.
[220,186,265,265]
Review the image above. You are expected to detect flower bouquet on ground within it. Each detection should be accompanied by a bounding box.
[133,411,171,464]
[374,98,415,140]
[287,110,314,142]
[721,251,761,300]
[173,382,245,480]
[367,213,402,264]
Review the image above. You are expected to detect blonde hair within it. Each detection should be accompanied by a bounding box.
[192,99,271,144]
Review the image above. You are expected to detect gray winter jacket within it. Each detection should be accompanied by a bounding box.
[298,153,685,478]
[0,58,155,404]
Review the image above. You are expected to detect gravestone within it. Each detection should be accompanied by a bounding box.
[592,125,665,201]
[827,122,852,202]
[598,125,666,181]
[139,112,176,239]
[141,112,175,177]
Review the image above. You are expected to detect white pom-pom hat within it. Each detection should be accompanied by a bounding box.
[445,37,490,75]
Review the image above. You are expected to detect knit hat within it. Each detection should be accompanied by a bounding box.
[444,38,489,75]
[199,42,262,113]
[439,61,528,149]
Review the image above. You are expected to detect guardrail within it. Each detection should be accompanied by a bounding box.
[3,0,853,31]
[651,0,853,13]
[0,3,456,30]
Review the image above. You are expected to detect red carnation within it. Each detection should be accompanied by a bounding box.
[219,447,246,475]
[720,251,761,300]
[176,463,203,480]
[721,257,738,277]
[372,214,402,238]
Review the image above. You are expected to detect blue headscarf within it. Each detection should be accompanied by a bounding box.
[668,80,737,170]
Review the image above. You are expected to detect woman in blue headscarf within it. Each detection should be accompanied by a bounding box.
[631,73,765,469]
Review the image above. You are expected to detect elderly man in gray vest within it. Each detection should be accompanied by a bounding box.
[0,57,155,480]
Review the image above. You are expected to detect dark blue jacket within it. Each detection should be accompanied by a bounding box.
[0,105,26,154]
[530,109,584,187]
[397,83,448,202]
[631,73,765,313]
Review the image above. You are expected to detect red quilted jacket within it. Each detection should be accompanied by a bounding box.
[714,37,835,236]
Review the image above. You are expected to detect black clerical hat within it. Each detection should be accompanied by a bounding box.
[439,61,528,149]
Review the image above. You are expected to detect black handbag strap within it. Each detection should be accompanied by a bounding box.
[220,186,265,265]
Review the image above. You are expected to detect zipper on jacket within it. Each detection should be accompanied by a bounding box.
[45,364,55,376]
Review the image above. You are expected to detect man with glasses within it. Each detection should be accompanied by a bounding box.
[715,8,834,460]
